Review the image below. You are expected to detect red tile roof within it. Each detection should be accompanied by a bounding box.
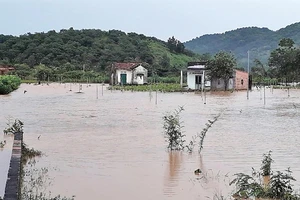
[112,62,142,70]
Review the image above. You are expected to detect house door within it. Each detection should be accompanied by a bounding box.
[137,74,144,85]
[195,75,201,90]
[121,74,127,85]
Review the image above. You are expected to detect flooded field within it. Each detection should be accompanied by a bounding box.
[1,83,300,199]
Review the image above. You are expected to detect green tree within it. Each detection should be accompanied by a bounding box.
[208,51,237,90]
[34,64,52,81]
[268,38,298,84]
[167,36,185,53]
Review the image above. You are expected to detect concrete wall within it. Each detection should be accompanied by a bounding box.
[132,65,148,85]
[211,70,249,91]
[187,70,211,90]
[115,69,132,85]
[3,132,23,200]
[211,78,234,90]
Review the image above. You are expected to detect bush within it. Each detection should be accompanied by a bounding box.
[163,106,186,151]
[230,152,300,200]
[3,119,24,134]
[0,75,21,94]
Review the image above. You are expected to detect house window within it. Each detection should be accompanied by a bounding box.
[241,79,244,85]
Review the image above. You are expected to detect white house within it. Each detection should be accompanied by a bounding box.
[187,62,210,90]
[111,62,148,85]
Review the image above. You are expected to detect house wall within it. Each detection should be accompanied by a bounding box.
[235,70,248,90]
[115,69,133,85]
[187,70,211,90]
[211,70,248,90]
[211,78,234,90]
[132,65,148,85]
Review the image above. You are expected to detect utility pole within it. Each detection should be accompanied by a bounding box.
[247,50,250,100]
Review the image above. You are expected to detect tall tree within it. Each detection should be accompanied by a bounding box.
[268,38,298,83]
[208,51,237,90]
[167,36,185,53]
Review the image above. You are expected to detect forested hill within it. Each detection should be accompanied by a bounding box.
[0,28,203,76]
[184,22,300,67]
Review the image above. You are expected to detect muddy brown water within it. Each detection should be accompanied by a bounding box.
[1,83,300,199]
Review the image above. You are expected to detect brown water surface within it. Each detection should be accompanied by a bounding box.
[1,83,300,199]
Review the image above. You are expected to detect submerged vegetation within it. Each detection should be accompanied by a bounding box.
[2,118,74,200]
[163,107,222,153]
[3,118,24,134]
[230,151,300,200]
[163,106,186,151]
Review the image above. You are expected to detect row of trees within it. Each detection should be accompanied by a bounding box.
[11,63,109,83]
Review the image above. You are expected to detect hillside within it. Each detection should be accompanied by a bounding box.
[184,22,300,67]
[0,28,203,77]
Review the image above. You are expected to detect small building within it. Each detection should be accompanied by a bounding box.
[111,62,148,85]
[0,65,15,75]
[187,61,210,90]
[211,69,249,91]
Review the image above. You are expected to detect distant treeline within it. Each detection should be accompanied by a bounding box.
[0,28,207,79]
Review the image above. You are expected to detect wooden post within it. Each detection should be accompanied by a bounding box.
[155,90,158,105]
[96,85,99,99]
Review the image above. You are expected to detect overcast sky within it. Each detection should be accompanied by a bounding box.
[1,0,300,42]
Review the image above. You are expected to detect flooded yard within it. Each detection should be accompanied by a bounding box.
[1,83,300,199]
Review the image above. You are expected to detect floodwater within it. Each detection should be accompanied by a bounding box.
[1,83,300,199]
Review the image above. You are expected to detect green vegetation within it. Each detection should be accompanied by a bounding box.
[184,22,300,67]
[249,37,300,86]
[163,106,186,151]
[230,151,300,200]
[110,83,183,92]
[2,119,73,199]
[260,151,273,176]
[207,51,237,90]
[0,75,21,94]
[0,28,206,82]
[163,107,222,153]
[3,118,24,134]
[268,38,300,84]
[167,36,185,54]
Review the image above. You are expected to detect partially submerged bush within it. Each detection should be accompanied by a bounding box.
[0,75,21,94]
[22,143,42,165]
[3,119,24,135]
[22,159,75,200]
[230,152,300,200]
[164,107,222,153]
[261,150,273,176]
[163,106,186,150]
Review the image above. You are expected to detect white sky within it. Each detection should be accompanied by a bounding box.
[1,0,299,42]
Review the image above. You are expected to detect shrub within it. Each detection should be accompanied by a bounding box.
[230,152,300,200]
[163,106,186,150]
[0,75,21,94]
[3,119,24,134]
